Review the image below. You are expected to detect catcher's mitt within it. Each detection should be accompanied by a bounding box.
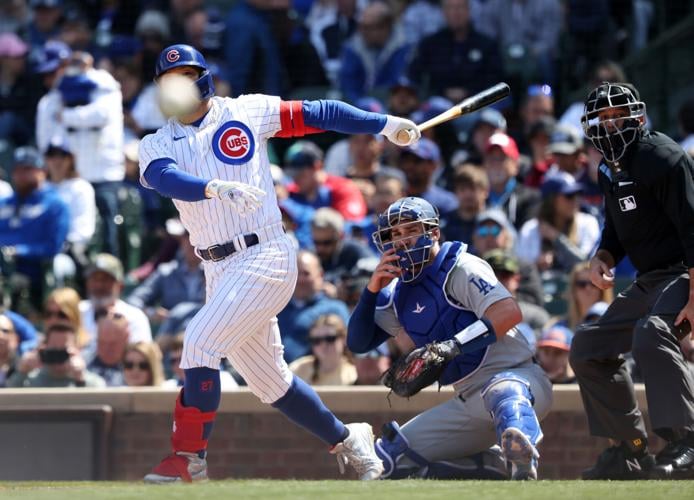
[383,340,460,398]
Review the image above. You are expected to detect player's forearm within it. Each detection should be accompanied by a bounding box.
[347,288,390,353]
[302,100,387,135]
[143,159,209,201]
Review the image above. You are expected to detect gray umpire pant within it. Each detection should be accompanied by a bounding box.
[569,263,694,442]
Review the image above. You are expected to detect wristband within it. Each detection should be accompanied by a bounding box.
[452,317,497,353]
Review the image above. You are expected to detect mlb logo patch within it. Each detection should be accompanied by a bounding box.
[212,120,255,165]
[618,196,637,212]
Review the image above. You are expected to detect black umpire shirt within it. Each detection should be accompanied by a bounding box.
[597,130,694,274]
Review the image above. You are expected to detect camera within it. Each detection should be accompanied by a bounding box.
[39,348,70,365]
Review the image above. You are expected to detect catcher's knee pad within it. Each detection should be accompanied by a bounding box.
[481,372,542,447]
[375,421,428,479]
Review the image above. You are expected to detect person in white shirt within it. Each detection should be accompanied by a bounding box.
[516,172,600,273]
[44,135,96,281]
[79,253,152,360]
[36,50,126,257]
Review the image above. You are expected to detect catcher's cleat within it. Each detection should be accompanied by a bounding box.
[582,443,654,480]
[331,423,384,480]
[144,452,208,484]
[501,427,539,480]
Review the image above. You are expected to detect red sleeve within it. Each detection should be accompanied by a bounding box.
[275,100,324,138]
[325,175,367,221]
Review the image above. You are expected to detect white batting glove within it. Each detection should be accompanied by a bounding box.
[205,179,265,216]
[380,115,421,147]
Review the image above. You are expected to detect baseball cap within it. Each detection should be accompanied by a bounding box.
[85,253,124,282]
[537,325,573,351]
[34,40,72,74]
[411,97,454,125]
[485,133,519,161]
[284,141,323,169]
[474,108,507,132]
[135,10,171,39]
[548,125,583,155]
[540,171,584,197]
[402,137,441,162]
[476,208,510,229]
[45,135,72,156]
[13,146,44,169]
[389,76,417,94]
[0,33,28,58]
[483,249,520,275]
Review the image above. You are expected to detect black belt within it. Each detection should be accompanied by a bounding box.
[197,233,260,262]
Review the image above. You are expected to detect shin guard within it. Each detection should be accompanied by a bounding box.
[171,390,217,453]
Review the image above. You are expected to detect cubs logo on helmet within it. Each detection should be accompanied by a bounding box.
[212,121,255,165]
[166,49,180,62]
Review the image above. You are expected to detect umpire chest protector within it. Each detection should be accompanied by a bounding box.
[390,241,487,385]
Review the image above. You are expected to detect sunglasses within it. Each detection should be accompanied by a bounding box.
[45,309,69,320]
[313,239,338,247]
[574,279,596,289]
[309,335,339,346]
[124,361,150,371]
[476,225,502,237]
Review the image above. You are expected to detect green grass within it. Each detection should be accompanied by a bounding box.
[1,480,693,500]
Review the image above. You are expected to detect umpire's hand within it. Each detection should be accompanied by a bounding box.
[588,254,615,290]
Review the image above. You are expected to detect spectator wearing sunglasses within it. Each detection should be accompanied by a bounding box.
[311,207,374,286]
[550,262,613,332]
[122,342,165,387]
[516,172,600,274]
[472,208,544,307]
[289,314,357,386]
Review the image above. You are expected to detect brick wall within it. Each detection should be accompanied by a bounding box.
[0,386,661,480]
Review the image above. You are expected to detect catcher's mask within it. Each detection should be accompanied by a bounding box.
[373,197,439,283]
[581,82,645,164]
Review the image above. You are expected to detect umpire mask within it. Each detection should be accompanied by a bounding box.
[581,82,646,164]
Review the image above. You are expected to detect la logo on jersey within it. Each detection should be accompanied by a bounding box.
[212,120,255,165]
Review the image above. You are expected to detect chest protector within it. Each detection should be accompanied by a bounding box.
[392,242,487,385]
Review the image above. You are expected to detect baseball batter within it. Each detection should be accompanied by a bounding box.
[139,44,421,483]
[348,197,552,480]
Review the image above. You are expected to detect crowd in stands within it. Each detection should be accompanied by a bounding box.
[0,0,693,390]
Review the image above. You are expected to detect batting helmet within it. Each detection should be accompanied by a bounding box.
[581,82,645,164]
[373,197,440,283]
[155,44,215,100]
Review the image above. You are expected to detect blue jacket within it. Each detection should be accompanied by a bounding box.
[339,30,413,102]
[0,186,69,281]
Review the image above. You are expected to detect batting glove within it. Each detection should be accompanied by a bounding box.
[205,179,265,216]
[381,115,421,147]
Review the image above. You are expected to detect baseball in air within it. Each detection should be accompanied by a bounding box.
[157,73,201,118]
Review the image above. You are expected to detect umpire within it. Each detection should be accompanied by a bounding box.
[570,82,694,480]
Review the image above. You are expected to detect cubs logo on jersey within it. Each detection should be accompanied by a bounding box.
[212,120,255,165]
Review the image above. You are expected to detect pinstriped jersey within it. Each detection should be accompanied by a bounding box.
[138,95,283,248]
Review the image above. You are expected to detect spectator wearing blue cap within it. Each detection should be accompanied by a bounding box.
[397,137,458,214]
[388,77,420,118]
[339,1,413,102]
[516,171,600,273]
[0,146,70,310]
[408,0,502,102]
[44,135,96,281]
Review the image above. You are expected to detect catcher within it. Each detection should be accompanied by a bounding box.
[347,196,552,480]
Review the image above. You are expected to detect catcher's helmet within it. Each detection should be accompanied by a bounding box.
[373,197,439,283]
[581,82,645,163]
[155,44,215,100]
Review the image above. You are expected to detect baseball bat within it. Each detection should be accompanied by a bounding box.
[396,82,511,143]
